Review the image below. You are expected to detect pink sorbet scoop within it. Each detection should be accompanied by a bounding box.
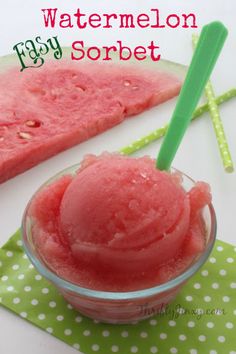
[30,153,211,291]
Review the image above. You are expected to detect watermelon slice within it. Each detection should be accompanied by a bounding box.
[0,54,183,183]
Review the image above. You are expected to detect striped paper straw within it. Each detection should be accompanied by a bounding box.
[192,34,234,173]
[120,88,236,156]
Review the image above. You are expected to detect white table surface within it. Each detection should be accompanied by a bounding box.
[0,1,235,353]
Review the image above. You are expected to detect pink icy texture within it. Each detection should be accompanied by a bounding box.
[30,154,211,291]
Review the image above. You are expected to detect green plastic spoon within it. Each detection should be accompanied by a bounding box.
[156,21,228,170]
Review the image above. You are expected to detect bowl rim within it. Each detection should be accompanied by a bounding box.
[21,163,217,301]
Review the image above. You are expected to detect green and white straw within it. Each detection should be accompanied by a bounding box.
[192,34,234,173]
[120,88,236,156]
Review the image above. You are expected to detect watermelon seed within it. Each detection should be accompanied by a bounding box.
[132,86,139,90]
[124,80,131,86]
[25,120,41,128]
[0,136,4,142]
[18,132,32,140]
[75,85,85,92]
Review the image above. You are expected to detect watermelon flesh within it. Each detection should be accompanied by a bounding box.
[0,61,181,183]
[29,153,211,291]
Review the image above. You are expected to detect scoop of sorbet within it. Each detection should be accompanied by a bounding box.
[30,153,212,290]
[59,154,209,274]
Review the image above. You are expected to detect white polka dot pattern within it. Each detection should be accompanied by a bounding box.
[0,228,235,354]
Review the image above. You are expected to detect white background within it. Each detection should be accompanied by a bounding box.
[0,1,235,353]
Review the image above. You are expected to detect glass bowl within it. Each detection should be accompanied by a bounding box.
[21,163,216,324]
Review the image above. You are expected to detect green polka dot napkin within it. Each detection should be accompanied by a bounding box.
[0,230,236,354]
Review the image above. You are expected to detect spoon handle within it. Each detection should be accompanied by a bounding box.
[157,21,228,170]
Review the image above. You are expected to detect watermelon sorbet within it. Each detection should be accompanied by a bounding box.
[27,153,212,292]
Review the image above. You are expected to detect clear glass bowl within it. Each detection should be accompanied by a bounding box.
[21,164,217,324]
